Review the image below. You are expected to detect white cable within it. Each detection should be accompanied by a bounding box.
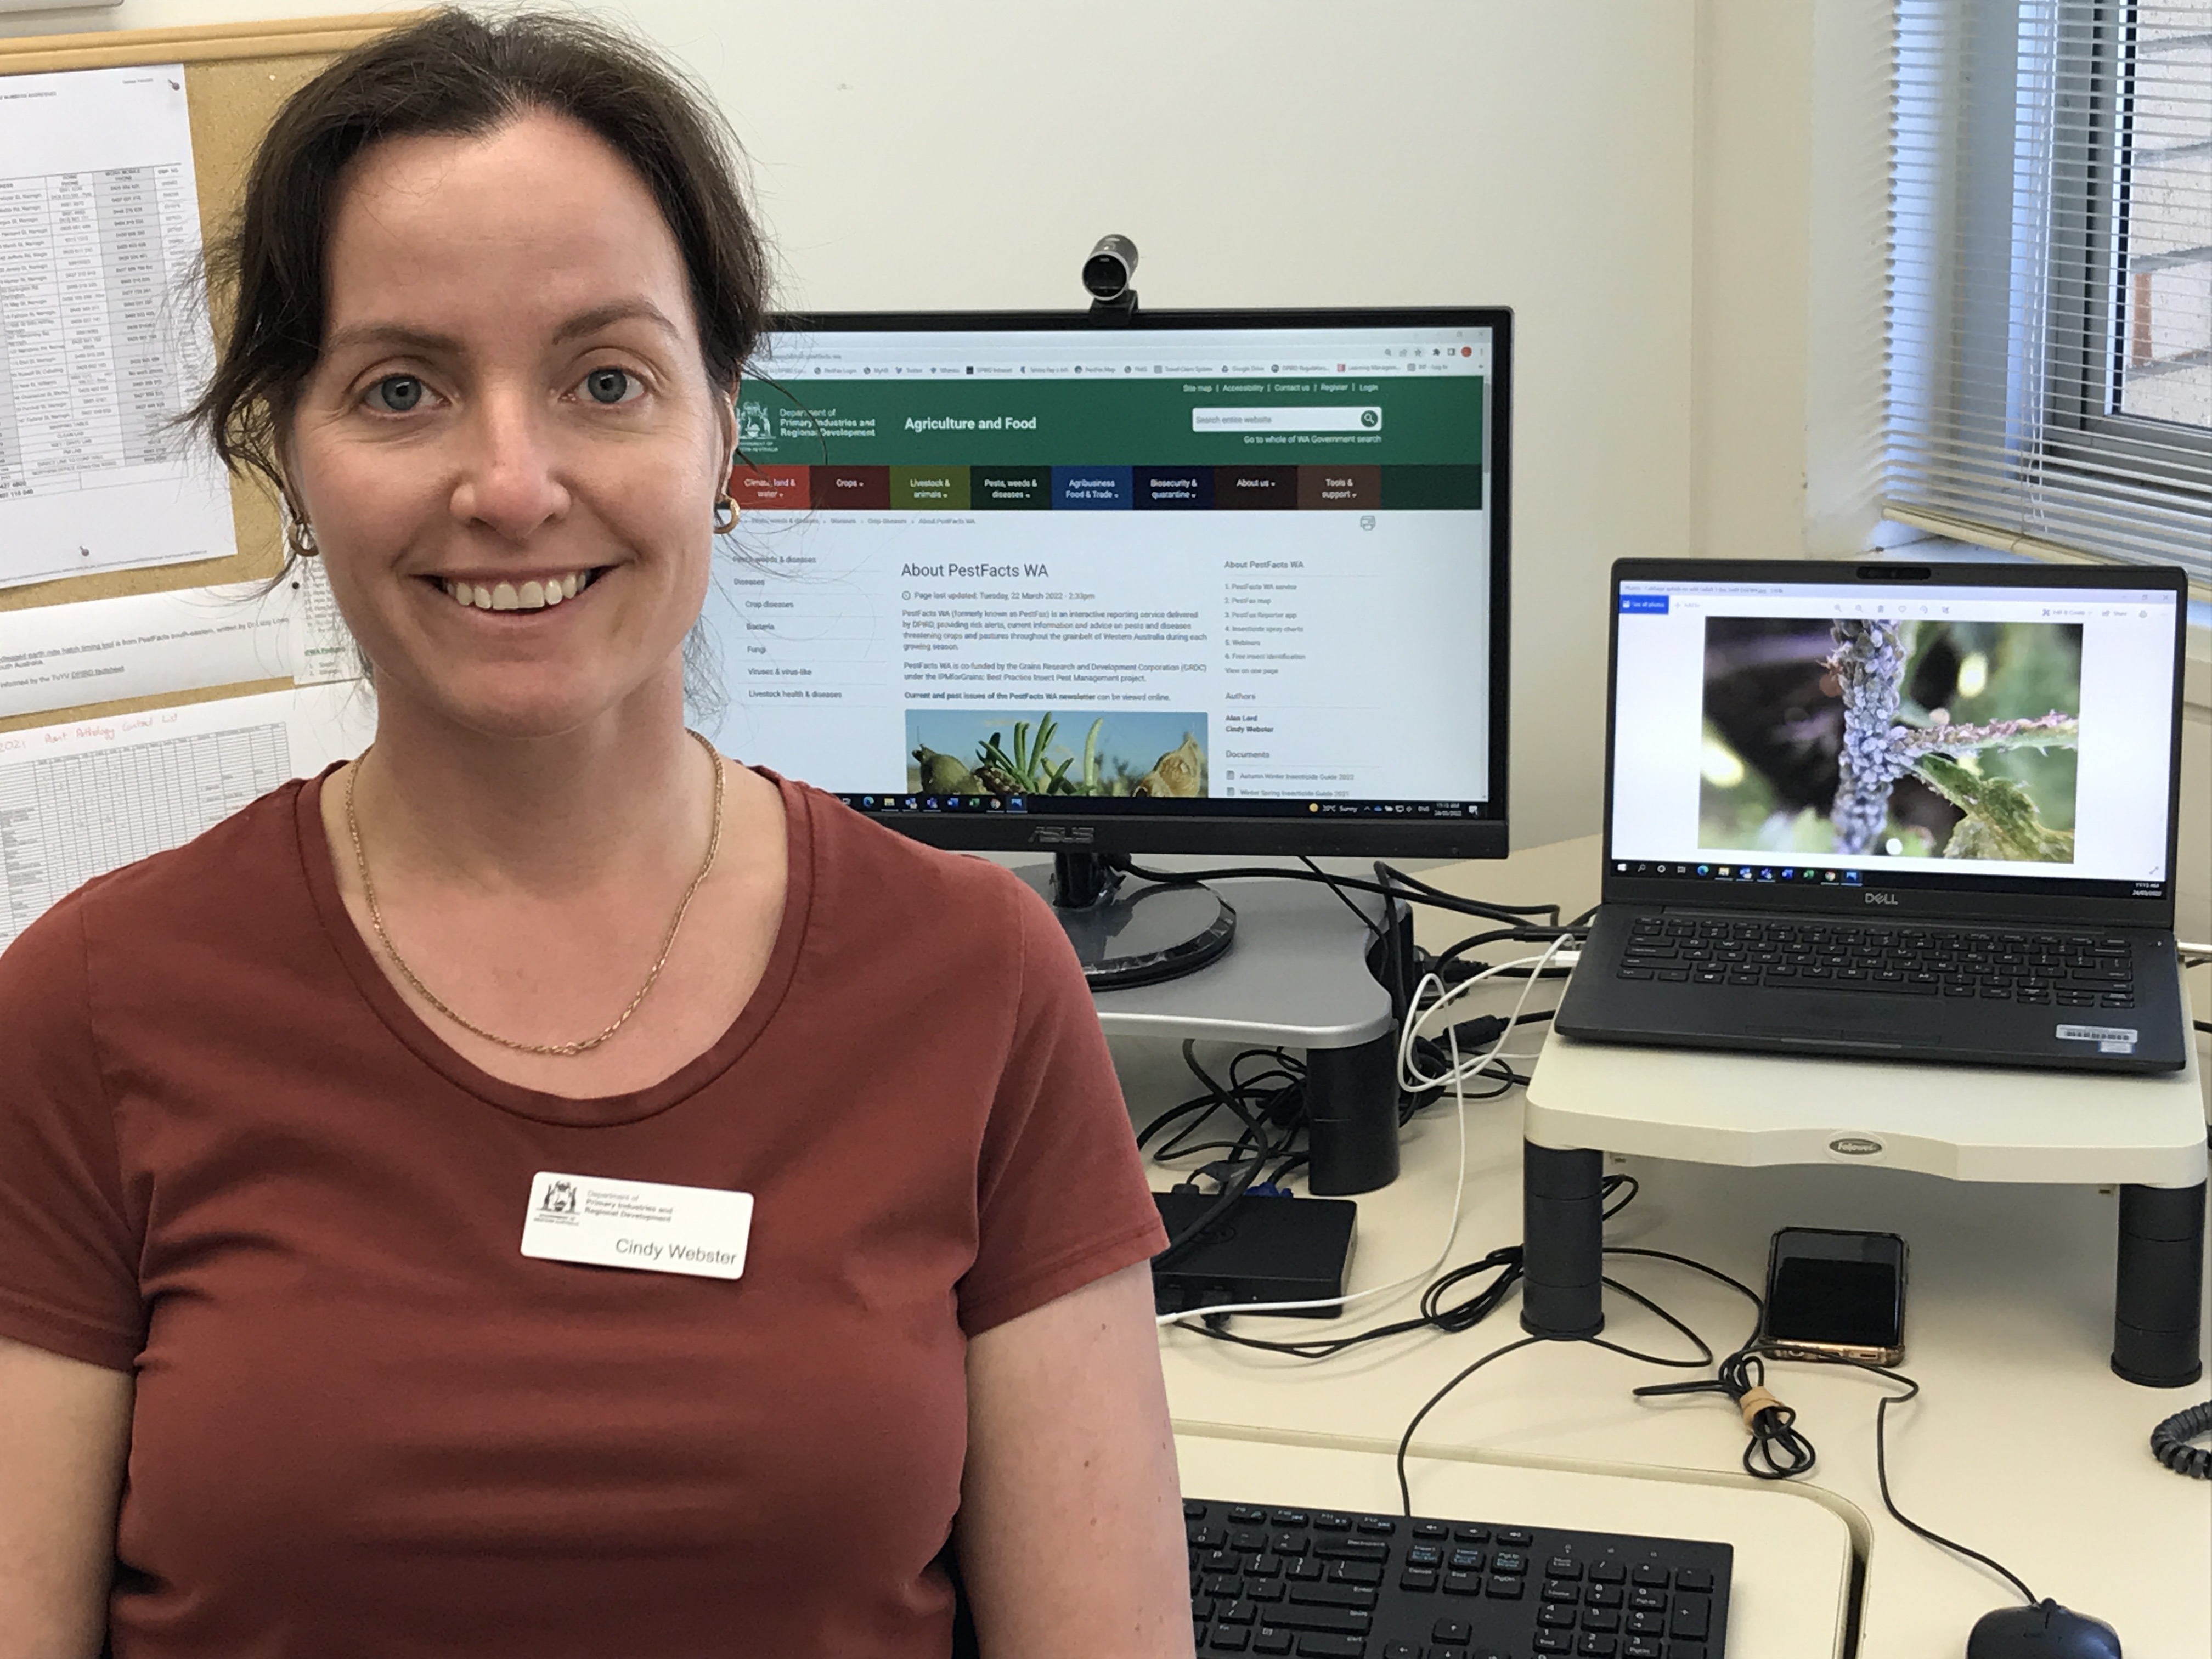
[1154,938,1575,1330]
[1398,935,1573,1095]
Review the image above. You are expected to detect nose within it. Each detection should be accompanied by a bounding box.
[448,385,569,540]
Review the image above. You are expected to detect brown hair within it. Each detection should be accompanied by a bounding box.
[188,8,771,504]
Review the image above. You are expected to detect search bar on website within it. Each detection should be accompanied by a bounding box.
[1192,407,1384,432]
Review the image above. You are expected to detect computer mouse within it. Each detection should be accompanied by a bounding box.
[1965,1599,2121,1658]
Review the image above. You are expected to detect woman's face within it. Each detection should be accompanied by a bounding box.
[288,111,735,742]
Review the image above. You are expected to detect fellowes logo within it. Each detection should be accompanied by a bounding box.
[1863,890,1900,906]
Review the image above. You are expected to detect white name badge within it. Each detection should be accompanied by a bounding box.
[519,1171,754,1280]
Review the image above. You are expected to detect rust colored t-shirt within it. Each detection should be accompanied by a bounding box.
[0,770,1166,1658]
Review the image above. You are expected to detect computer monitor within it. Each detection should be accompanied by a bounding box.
[709,308,1511,983]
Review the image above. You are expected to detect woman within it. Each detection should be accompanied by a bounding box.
[0,13,1187,1657]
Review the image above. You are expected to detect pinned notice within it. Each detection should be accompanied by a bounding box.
[0,64,238,588]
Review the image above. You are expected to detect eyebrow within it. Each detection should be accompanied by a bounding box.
[321,301,681,358]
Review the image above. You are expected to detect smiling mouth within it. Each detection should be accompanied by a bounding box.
[438,570,599,612]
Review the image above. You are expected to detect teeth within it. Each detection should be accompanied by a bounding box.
[443,573,588,611]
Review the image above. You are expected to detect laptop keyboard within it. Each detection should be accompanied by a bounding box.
[1185,1498,1731,1657]
[1617,916,2135,1009]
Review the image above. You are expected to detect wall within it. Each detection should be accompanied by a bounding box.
[7,0,1700,852]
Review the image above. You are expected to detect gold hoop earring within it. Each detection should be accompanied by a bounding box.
[287,518,320,558]
[712,496,740,535]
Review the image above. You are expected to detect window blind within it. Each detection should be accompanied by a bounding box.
[1887,0,2211,584]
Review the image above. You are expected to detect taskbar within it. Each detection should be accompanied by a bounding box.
[1613,856,2169,906]
[839,792,1494,821]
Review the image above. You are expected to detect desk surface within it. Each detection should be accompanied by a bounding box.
[1118,838,2212,1659]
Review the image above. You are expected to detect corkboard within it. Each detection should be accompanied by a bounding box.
[0,13,421,620]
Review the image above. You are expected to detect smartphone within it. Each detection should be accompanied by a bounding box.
[1760,1227,1908,1365]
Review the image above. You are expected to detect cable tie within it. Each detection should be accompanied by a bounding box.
[1738,1384,1785,1431]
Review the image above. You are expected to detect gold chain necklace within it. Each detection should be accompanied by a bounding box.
[346,729,726,1057]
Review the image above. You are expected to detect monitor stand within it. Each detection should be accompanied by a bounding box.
[1034,850,1237,991]
[1019,861,1401,1195]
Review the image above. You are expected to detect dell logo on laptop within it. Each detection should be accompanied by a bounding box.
[1863,891,1899,905]
[1828,1136,1886,1158]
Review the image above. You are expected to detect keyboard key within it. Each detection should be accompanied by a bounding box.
[1271,1601,1371,1633]
[1539,1604,1579,1627]
[1357,1517,1397,1536]
[1488,1576,1525,1600]
[1632,1565,1669,1587]
[1399,1568,1438,1592]
[1293,1638,1365,1658]
[1229,1506,1268,1523]
[1447,1549,1485,1571]
[1208,1626,1250,1652]
[1330,1562,1384,1587]
[1452,1526,1491,1543]
[1671,1594,1713,1639]
[1675,1568,1714,1593]
[1251,1633,1293,1657]
[1535,1635,1573,1655]
[1577,1635,1619,1657]
[1580,1607,1622,1631]
[1411,1522,1450,1541]
[1287,1584,1376,1612]
[1627,1611,1666,1635]
[1499,1530,1535,1547]
[1587,1583,1624,1607]
[1382,1645,1420,1659]
[1314,1539,1389,1562]
[1219,1600,1257,1624]
[1590,1562,1627,1584]
[1443,1571,1483,1596]
[1271,1511,1310,1528]
[1432,1621,1473,1643]
[1624,1641,1663,1659]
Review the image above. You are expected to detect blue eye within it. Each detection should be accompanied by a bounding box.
[368,375,425,413]
[584,368,635,405]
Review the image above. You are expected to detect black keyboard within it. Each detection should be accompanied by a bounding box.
[1184,1498,1731,1658]
[1617,916,2135,1009]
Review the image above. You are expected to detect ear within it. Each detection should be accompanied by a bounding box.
[715,378,742,496]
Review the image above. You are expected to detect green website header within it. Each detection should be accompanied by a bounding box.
[734,374,1485,469]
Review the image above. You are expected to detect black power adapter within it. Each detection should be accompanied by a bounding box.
[1150,1192,1358,1319]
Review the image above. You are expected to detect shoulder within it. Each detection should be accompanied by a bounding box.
[772,777,1075,1005]
[782,776,1047,931]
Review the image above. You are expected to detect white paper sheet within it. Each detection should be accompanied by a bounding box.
[0,679,375,950]
[0,63,238,588]
[0,559,357,721]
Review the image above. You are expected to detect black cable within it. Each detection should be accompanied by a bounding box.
[1840,1359,2040,1607]
[1395,1334,1550,1516]
[1621,1246,1821,1479]
[2150,1400,2212,1479]
[1299,854,1386,939]
[1393,1255,1728,1516]
[1374,862,1563,926]
[1116,857,1576,932]
[2195,1019,2212,1035]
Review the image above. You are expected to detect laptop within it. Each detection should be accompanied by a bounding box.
[1553,558,2192,1074]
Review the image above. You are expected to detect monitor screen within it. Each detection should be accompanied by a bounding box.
[704,309,1511,857]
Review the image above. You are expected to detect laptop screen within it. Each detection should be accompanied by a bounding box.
[1606,565,2184,909]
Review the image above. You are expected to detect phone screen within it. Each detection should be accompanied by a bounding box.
[1763,1229,1906,1352]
